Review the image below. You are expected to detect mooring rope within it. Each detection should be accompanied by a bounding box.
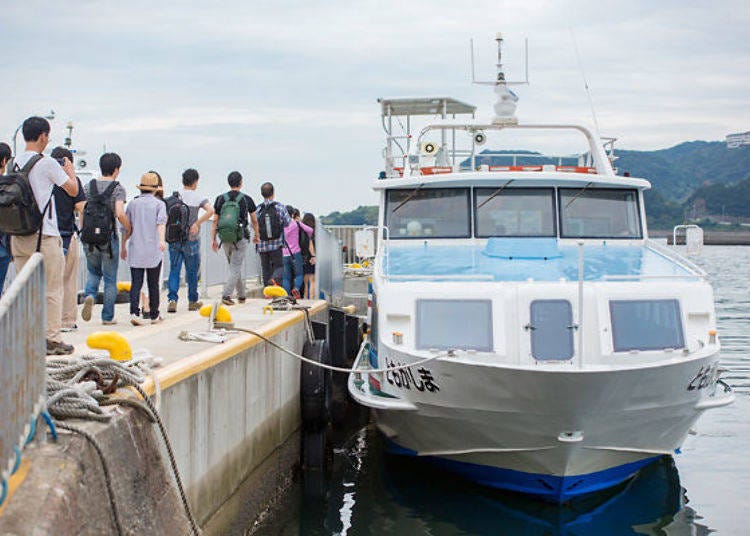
[44,353,200,535]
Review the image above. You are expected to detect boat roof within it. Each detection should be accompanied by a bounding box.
[379,97,476,117]
[372,171,651,190]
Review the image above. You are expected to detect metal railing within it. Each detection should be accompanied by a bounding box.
[6,222,263,297]
[0,253,46,486]
[324,225,380,264]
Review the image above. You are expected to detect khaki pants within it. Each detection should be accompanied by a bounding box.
[62,234,80,328]
[11,234,65,343]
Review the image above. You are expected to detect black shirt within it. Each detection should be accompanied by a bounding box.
[53,177,86,236]
[213,190,257,226]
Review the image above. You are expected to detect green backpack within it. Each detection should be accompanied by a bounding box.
[217,193,244,244]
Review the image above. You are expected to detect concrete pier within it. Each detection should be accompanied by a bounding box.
[0,287,327,535]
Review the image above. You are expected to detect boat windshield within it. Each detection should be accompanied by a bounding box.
[475,188,556,237]
[385,188,470,238]
[559,188,642,238]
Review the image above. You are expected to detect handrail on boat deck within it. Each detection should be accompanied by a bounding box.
[645,239,707,278]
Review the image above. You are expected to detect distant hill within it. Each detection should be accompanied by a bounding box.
[322,141,750,230]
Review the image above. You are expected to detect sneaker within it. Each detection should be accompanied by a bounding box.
[291,288,301,300]
[60,324,78,333]
[102,319,118,326]
[222,296,235,306]
[188,301,203,311]
[130,314,144,326]
[47,339,74,355]
[238,297,246,304]
[81,296,94,322]
[151,315,164,325]
[167,300,177,314]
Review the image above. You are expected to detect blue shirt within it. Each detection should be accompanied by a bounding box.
[125,193,167,268]
[255,200,292,253]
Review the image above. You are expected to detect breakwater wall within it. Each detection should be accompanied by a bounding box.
[0,302,327,535]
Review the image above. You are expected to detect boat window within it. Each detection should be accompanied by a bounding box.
[416,300,493,351]
[610,299,684,352]
[385,188,470,239]
[529,300,574,360]
[559,188,642,239]
[475,188,556,237]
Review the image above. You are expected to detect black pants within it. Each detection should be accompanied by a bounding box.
[130,263,161,319]
[259,249,284,286]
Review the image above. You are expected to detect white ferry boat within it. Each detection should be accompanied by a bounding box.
[348,35,734,502]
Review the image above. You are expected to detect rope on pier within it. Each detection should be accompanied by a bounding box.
[42,353,201,536]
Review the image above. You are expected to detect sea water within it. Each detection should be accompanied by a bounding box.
[252,246,750,535]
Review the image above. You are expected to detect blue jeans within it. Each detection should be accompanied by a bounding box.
[0,239,10,294]
[168,240,200,303]
[84,236,120,322]
[282,252,303,294]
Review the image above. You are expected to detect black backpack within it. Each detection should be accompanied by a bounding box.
[0,154,49,242]
[258,201,283,241]
[298,222,313,261]
[165,191,190,243]
[81,180,118,254]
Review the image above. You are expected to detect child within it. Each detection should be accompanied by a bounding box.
[122,172,167,325]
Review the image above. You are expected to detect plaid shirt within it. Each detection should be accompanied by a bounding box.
[255,200,292,253]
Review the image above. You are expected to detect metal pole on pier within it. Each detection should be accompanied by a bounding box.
[577,241,584,369]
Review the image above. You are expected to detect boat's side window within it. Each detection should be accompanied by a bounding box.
[385,188,470,239]
[474,188,556,238]
[559,188,642,239]
[529,300,575,361]
[609,300,684,352]
[416,299,493,351]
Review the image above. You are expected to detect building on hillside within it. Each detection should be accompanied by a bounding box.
[726,131,750,148]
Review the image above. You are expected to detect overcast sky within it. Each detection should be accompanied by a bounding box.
[2,1,748,214]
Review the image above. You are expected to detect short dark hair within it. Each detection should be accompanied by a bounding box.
[286,205,295,217]
[22,117,51,142]
[227,171,242,188]
[99,153,122,176]
[50,146,73,162]
[182,168,199,187]
[0,142,11,166]
[260,182,274,199]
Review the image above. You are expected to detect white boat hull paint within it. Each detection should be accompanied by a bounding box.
[355,345,727,501]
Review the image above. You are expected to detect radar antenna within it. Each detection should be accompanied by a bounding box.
[470,33,529,124]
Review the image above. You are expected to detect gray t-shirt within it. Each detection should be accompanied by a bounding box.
[84,179,127,214]
[125,193,167,269]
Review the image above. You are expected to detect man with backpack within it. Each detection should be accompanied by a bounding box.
[166,169,213,313]
[50,146,86,331]
[211,171,260,305]
[0,117,79,355]
[0,142,11,295]
[255,182,291,286]
[80,153,130,325]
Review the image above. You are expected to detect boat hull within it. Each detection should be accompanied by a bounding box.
[356,347,728,502]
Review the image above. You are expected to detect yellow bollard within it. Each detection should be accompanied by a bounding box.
[263,286,287,298]
[116,281,131,292]
[86,331,132,362]
[198,303,233,323]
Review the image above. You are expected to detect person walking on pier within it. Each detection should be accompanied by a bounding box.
[282,206,313,298]
[211,171,260,305]
[6,117,79,355]
[50,146,86,331]
[255,182,291,286]
[122,172,167,325]
[166,168,213,313]
[80,153,130,325]
[301,212,317,299]
[0,142,11,295]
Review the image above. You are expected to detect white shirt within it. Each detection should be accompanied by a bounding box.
[14,151,69,237]
[179,188,210,240]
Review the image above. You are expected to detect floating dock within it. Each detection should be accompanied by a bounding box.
[0,282,327,535]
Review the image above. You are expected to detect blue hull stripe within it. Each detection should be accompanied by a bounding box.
[385,439,662,503]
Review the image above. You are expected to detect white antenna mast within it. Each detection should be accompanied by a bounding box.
[470,33,529,124]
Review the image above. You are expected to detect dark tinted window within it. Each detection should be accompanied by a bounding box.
[560,188,642,238]
[386,188,470,239]
[610,299,684,352]
[475,188,556,237]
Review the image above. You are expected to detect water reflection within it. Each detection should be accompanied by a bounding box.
[255,426,713,536]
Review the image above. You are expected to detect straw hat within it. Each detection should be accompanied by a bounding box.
[137,172,160,192]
